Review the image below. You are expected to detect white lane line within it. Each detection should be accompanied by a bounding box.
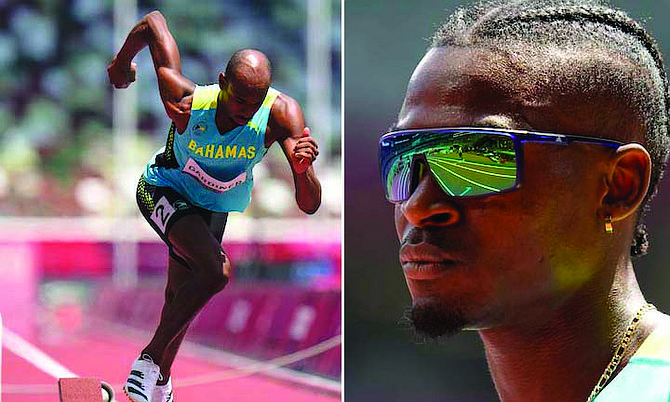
[3,320,341,396]
[99,319,341,393]
[3,326,78,379]
[177,334,341,391]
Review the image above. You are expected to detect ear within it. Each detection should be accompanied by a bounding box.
[600,143,651,222]
[218,72,227,90]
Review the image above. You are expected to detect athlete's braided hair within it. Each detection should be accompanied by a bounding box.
[432,0,669,257]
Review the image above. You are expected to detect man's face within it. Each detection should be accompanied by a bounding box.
[220,74,267,126]
[393,46,632,337]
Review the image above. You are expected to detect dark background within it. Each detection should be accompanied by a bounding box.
[344,1,670,401]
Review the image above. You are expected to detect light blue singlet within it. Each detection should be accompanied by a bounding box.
[594,321,670,401]
[142,84,280,212]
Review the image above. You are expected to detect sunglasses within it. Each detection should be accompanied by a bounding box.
[379,127,624,203]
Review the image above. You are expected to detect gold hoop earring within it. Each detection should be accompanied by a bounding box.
[605,216,613,234]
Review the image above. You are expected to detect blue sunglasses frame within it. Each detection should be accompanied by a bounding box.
[379,127,625,203]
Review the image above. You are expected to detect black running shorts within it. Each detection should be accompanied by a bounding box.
[136,176,228,267]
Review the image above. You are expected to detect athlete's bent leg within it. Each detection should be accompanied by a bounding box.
[141,213,231,376]
[156,256,193,382]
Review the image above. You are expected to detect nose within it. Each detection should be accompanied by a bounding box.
[242,103,258,115]
[400,162,461,227]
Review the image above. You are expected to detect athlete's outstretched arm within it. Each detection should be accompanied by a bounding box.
[107,11,195,132]
[269,95,322,214]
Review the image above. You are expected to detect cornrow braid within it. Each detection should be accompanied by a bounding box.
[472,4,669,122]
[431,0,669,257]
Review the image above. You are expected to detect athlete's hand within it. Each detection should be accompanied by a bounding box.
[292,127,319,174]
[107,57,137,89]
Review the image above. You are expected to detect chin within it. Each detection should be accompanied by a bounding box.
[236,115,252,124]
[402,297,469,340]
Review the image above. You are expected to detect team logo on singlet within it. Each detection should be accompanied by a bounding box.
[192,120,208,135]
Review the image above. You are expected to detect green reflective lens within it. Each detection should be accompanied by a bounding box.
[381,130,520,202]
[424,133,517,197]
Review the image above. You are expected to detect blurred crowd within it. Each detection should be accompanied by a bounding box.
[0,0,341,218]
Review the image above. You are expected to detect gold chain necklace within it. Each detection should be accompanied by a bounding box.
[586,303,656,402]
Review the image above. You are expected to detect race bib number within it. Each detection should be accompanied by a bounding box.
[182,158,247,193]
[151,196,176,234]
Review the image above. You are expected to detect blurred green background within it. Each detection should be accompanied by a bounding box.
[344,1,670,401]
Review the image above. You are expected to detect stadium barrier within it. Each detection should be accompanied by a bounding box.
[93,283,341,379]
[0,217,341,380]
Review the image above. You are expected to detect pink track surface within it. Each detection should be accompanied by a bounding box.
[2,325,340,402]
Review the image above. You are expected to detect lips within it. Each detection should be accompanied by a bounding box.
[400,243,457,280]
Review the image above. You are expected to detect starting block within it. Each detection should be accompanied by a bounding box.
[58,378,116,402]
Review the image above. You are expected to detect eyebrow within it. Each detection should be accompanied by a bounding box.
[386,117,519,133]
[470,116,518,130]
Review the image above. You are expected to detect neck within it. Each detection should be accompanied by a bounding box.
[215,93,237,133]
[478,261,651,402]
